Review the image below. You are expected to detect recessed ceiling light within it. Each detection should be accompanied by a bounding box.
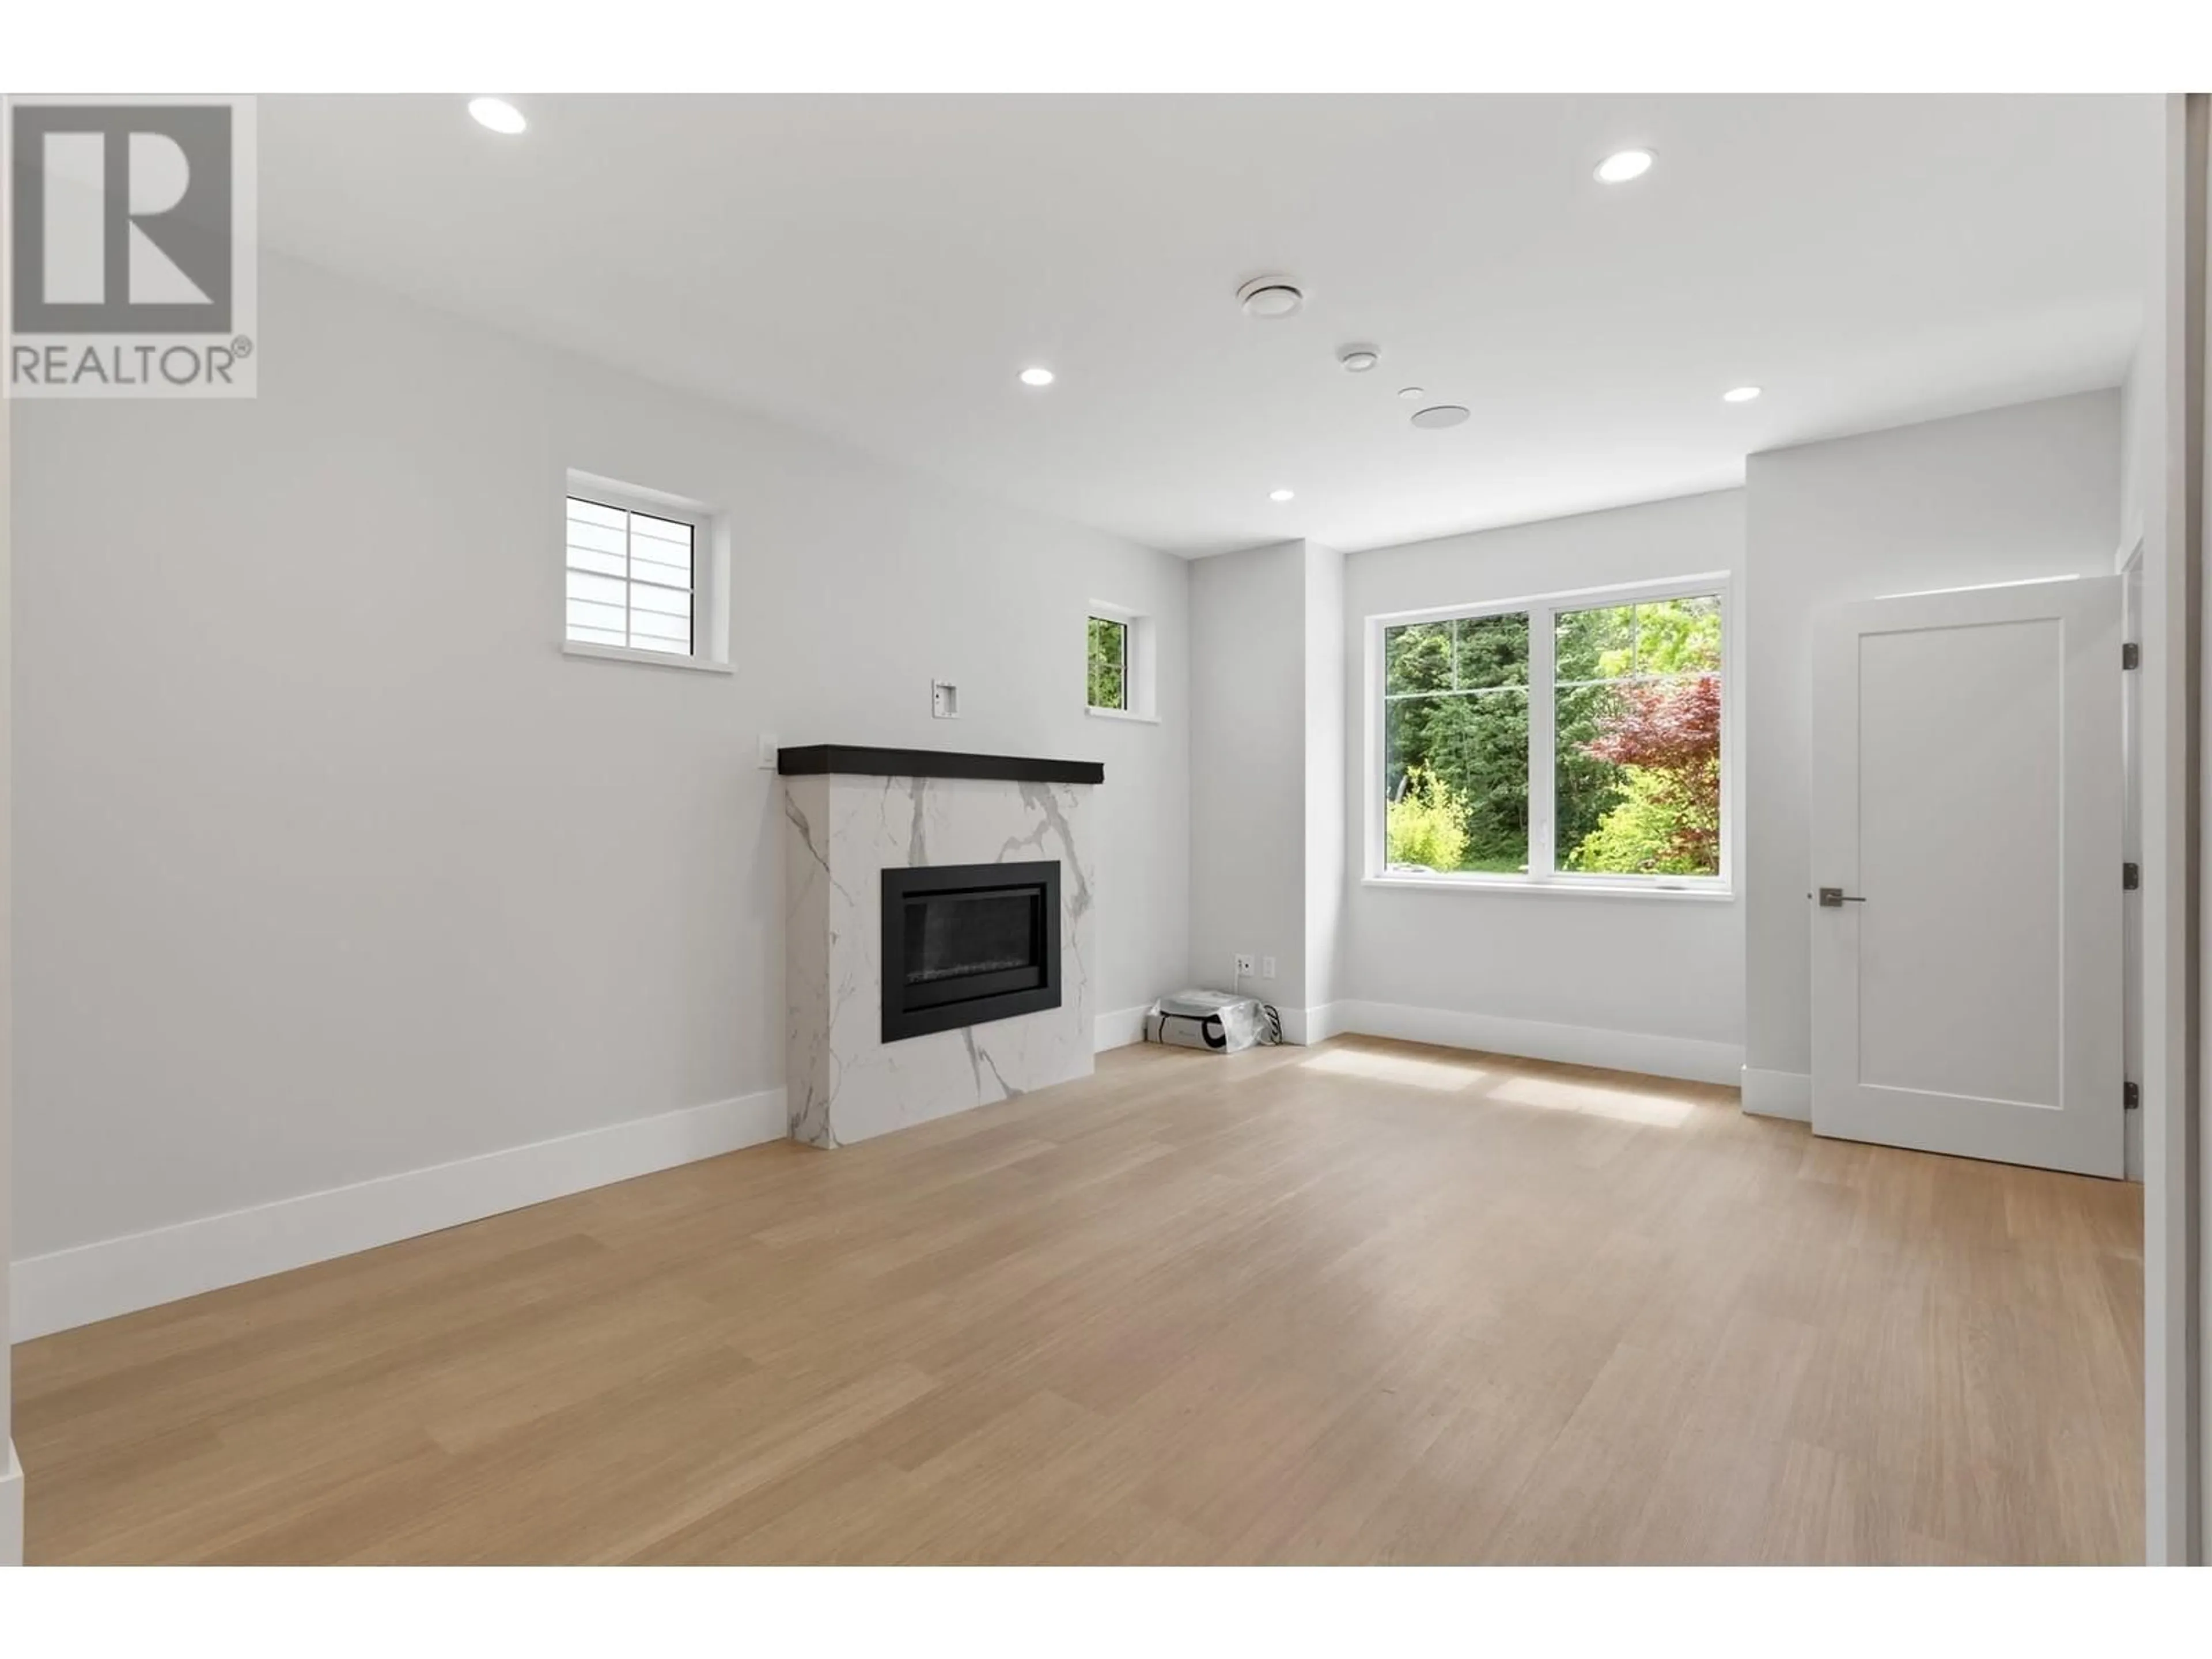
[468,97,527,135]
[1410,405,1471,430]
[1018,366,1055,388]
[1270,488,1296,503]
[1398,387,1425,401]
[1594,149,1654,184]
[1237,276,1305,319]
[1721,385,1762,403]
[1338,345,1380,373]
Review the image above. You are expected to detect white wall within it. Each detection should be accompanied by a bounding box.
[1303,542,1346,1018]
[1188,540,1309,1006]
[2122,316,2161,553]
[8,252,1191,1279]
[1337,491,1746,1078]
[1184,537,1348,1034]
[1742,391,2124,1104]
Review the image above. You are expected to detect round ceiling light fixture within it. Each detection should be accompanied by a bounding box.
[1237,276,1305,319]
[1410,404,1472,430]
[1721,384,1762,403]
[468,97,528,135]
[1594,148,1654,184]
[1018,366,1056,388]
[1270,488,1296,503]
[1398,386,1425,401]
[1338,344,1380,373]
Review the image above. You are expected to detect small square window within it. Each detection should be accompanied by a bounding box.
[1084,601,1157,722]
[1087,615,1129,712]
[1084,606,1159,721]
[566,495,697,656]
[562,473,726,673]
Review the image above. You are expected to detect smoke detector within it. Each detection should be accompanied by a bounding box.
[1338,344,1380,373]
[1236,276,1305,319]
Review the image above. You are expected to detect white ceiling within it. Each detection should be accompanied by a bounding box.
[259,95,2161,556]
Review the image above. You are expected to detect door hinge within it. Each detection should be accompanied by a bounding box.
[2123,862,2141,891]
[2124,1080,2141,1111]
[2122,642,2141,670]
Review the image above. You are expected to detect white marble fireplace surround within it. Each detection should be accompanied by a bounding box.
[782,748,1099,1148]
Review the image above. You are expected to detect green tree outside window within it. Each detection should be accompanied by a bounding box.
[1087,616,1127,711]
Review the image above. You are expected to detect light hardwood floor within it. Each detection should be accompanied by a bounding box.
[13,1036,2143,1564]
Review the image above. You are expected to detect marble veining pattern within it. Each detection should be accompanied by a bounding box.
[783,771,1097,1147]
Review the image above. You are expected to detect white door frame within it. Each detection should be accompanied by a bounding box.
[2142,89,2206,1568]
[2121,538,2146,1188]
[0,164,16,1568]
[2190,88,2212,1569]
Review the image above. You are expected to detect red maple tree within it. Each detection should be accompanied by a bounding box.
[1580,673,1721,868]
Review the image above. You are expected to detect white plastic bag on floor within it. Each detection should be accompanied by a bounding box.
[1143,989,1281,1052]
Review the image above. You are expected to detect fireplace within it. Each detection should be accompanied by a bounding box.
[880,860,1062,1042]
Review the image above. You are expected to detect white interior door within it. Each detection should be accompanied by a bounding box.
[1810,576,2123,1177]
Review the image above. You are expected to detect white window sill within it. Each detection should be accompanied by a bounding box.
[1363,873,1734,902]
[562,641,732,675]
[1085,704,1160,725]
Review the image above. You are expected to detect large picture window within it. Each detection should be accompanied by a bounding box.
[1375,579,1727,889]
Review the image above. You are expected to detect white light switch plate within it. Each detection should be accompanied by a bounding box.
[757,736,779,770]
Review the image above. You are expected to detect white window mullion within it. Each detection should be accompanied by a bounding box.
[622,508,635,650]
[1529,602,1557,880]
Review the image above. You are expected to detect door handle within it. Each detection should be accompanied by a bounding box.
[1817,887,1867,907]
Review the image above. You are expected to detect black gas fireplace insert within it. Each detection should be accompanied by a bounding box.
[880,861,1062,1042]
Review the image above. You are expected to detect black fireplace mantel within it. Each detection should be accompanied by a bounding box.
[777,745,1103,786]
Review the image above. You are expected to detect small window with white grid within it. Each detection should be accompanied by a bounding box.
[560,476,725,672]
[565,493,699,657]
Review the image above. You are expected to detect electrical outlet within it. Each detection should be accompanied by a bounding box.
[1233,953,1255,977]
[931,679,960,719]
[1262,956,1277,980]
[757,735,779,770]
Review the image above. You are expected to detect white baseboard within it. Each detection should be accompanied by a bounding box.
[1094,1005,1147,1052]
[10,1087,788,1343]
[1,1440,21,1567]
[1331,999,1743,1086]
[1739,1066,1813,1122]
[1275,1004,1342,1046]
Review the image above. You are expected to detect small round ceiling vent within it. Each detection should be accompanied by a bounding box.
[1338,345,1380,373]
[1237,276,1305,319]
[1410,404,1471,430]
